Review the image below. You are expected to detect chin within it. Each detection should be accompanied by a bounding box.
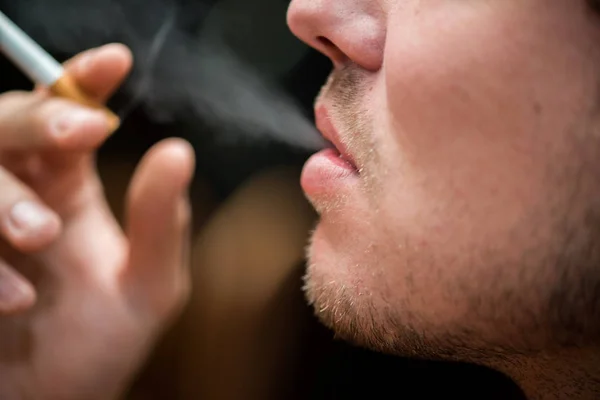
[303,210,451,358]
[304,213,363,284]
[302,236,403,356]
[303,216,388,338]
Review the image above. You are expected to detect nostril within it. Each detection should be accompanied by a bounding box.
[316,36,348,64]
[317,36,334,48]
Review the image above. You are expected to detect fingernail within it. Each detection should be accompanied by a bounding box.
[5,201,55,238]
[51,108,107,138]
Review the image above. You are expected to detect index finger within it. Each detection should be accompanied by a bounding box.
[38,43,133,105]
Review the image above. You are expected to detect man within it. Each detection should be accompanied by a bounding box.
[0,0,598,399]
[286,0,600,399]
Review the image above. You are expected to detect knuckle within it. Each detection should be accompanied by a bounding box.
[25,98,73,148]
[34,102,64,146]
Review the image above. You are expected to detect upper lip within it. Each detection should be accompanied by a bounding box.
[314,106,357,168]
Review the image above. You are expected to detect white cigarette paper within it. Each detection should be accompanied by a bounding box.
[0,10,64,86]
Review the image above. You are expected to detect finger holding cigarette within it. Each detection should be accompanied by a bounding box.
[0,10,124,133]
[0,14,134,315]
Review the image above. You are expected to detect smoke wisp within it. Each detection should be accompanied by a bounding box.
[0,0,326,150]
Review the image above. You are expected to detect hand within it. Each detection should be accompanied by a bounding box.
[0,44,195,400]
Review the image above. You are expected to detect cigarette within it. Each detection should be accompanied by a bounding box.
[0,10,120,133]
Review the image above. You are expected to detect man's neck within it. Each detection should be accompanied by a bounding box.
[487,347,600,400]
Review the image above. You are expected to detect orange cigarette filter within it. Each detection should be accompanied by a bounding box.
[50,74,121,133]
[0,10,121,133]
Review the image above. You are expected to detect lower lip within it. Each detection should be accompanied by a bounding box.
[301,147,359,197]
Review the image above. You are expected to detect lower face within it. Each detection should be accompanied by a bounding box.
[300,0,600,359]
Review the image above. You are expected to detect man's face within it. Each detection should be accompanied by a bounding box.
[287,0,600,359]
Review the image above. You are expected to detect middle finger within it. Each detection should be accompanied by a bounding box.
[0,91,113,151]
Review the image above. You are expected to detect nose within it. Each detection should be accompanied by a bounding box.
[287,0,385,71]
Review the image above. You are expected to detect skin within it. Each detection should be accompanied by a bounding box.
[287,0,600,398]
[0,45,194,399]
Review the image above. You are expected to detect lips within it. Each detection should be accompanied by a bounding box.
[300,106,360,199]
[314,106,358,171]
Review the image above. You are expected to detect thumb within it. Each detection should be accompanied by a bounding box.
[123,138,195,321]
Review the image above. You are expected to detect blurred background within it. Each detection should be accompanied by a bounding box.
[0,0,525,398]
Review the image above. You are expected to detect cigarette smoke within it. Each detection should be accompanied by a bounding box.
[0,0,326,150]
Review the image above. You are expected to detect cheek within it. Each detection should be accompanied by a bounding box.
[384,3,541,160]
[377,2,594,244]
